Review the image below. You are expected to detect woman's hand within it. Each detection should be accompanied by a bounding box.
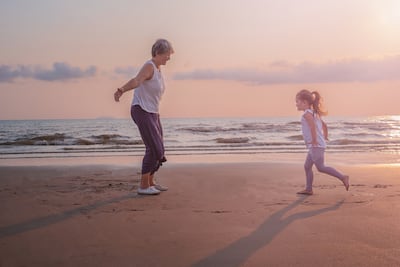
[114,63,153,102]
[114,88,123,102]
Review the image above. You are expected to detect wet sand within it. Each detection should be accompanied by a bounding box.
[1,157,400,266]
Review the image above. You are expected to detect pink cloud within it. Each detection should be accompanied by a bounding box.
[173,55,400,84]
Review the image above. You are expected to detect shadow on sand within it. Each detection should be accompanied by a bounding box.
[0,193,139,239]
[193,196,344,267]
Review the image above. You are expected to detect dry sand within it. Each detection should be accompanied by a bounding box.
[0,156,400,266]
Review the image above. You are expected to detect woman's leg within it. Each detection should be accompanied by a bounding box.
[149,114,166,176]
[131,106,164,188]
[140,172,151,188]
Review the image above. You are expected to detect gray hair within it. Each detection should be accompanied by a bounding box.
[151,39,174,57]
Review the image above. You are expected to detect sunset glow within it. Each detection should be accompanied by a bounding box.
[0,0,399,120]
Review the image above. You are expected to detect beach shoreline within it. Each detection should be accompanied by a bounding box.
[1,156,400,266]
[1,151,400,167]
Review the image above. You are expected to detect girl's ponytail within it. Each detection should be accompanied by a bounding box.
[311,91,327,116]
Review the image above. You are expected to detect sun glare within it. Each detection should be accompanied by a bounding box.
[386,115,400,139]
[378,3,400,27]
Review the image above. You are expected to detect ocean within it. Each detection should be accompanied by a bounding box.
[1,116,400,161]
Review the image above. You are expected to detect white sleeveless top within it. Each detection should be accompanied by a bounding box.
[132,60,165,113]
[301,109,326,148]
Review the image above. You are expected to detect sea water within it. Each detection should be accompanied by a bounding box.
[1,116,400,160]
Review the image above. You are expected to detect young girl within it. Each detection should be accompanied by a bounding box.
[295,89,349,195]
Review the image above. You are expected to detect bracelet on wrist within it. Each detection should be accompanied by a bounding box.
[118,88,123,94]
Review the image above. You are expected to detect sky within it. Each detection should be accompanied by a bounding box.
[1,0,400,120]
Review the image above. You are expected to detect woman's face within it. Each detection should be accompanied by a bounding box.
[158,51,172,65]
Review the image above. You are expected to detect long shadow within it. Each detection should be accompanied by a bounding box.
[193,196,344,267]
[0,193,140,239]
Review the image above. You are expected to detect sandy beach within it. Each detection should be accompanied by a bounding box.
[1,155,400,267]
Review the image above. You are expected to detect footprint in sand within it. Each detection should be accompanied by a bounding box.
[373,184,392,189]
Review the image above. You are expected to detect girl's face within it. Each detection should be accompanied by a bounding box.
[296,97,309,111]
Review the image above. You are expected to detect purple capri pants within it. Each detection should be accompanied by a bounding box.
[131,105,166,175]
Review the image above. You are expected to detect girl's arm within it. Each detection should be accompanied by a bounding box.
[114,63,154,102]
[304,112,318,146]
[322,120,329,140]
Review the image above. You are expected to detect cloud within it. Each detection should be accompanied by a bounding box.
[173,55,400,84]
[0,62,97,82]
[34,62,97,81]
[114,66,139,78]
[0,65,32,82]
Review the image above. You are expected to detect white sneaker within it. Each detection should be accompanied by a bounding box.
[154,184,168,191]
[138,186,160,195]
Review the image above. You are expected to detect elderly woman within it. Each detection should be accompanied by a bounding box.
[114,39,174,195]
